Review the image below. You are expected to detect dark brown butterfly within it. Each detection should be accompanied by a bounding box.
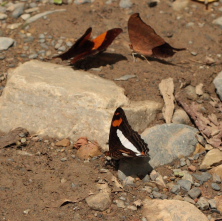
[128,13,185,59]
[105,107,149,160]
[53,27,123,64]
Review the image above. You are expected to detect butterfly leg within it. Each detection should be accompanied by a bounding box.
[132,52,137,62]
[140,55,150,64]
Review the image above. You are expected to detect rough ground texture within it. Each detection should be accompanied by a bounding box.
[1,0,222,221]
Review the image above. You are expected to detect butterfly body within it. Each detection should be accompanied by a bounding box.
[54,27,123,64]
[128,13,185,59]
[106,107,149,160]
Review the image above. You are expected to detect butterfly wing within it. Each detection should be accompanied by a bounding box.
[92,28,123,52]
[70,28,123,63]
[53,27,94,61]
[107,107,149,159]
[128,13,165,56]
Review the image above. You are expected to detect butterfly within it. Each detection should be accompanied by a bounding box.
[128,13,185,59]
[105,107,149,160]
[53,27,123,64]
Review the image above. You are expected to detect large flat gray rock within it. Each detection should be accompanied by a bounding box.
[142,124,198,168]
[0,60,162,148]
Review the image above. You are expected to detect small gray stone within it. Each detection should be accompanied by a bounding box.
[127,205,137,211]
[188,187,201,199]
[12,3,25,18]
[192,172,212,184]
[180,158,186,167]
[123,176,135,186]
[119,0,132,8]
[60,157,67,162]
[58,45,66,52]
[29,53,38,59]
[172,109,190,125]
[213,70,222,100]
[114,75,136,81]
[197,197,209,210]
[211,183,221,191]
[183,196,195,204]
[184,85,198,100]
[208,199,216,209]
[171,184,180,194]
[152,191,162,199]
[39,34,45,39]
[0,37,14,50]
[177,180,192,191]
[74,0,91,4]
[142,174,150,183]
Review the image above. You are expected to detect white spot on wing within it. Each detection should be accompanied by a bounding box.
[117,129,141,156]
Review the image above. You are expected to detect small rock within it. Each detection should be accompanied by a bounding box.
[119,0,133,8]
[215,196,222,213]
[184,85,198,100]
[23,209,30,214]
[60,157,67,162]
[212,174,221,183]
[0,37,14,50]
[197,197,209,210]
[211,183,221,191]
[212,16,222,27]
[182,171,193,183]
[183,196,195,204]
[172,109,190,124]
[152,191,162,199]
[200,149,222,170]
[193,172,212,184]
[188,165,196,172]
[177,180,192,191]
[172,0,189,11]
[208,199,217,209]
[7,23,22,29]
[171,184,180,194]
[180,158,186,167]
[55,138,70,147]
[123,176,135,186]
[127,205,137,211]
[133,199,142,207]
[210,165,222,180]
[86,192,111,211]
[114,199,125,208]
[0,13,7,20]
[12,3,25,18]
[114,75,136,81]
[142,174,150,183]
[188,187,202,199]
[195,83,204,96]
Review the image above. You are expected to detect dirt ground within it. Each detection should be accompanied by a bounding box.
[1,0,222,220]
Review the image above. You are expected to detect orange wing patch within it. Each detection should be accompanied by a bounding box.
[92,32,107,50]
[112,118,123,127]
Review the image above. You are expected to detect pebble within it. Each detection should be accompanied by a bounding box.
[74,0,92,4]
[212,174,221,183]
[192,172,212,184]
[197,197,209,210]
[188,187,202,199]
[188,165,196,172]
[211,183,221,191]
[119,0,133,8]
[127,205,137,211]
[177,180,192,191]
[171,184,180,194]
[184,85,198,100]
[115,199,125,208]
[172,109,190,124]
[0,37,15,51]
[7,23,22,29]
[58,45,66,51]
[12,3,25,18]
[60,157,67,162]
[29,53,38,59]
[123,176,135,186]
[212,16,222,27]
[208,199,217,209]
[183,196,195,204]
[142,175,150,183]
[180,158,186,167]
[0,13,7,20]
[152,191,162,199]
[114,75,136,81]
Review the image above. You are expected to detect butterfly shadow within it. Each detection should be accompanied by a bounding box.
[72,52,127,70]
[118,156,153,179]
